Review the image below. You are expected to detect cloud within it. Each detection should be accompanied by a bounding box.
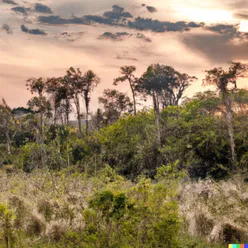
[103,5,133,19]
[2,24,13,34]
[128,18,203,32]
[2,0,17,5]
[182,32,248,63]
[136,33,151,42]
[38,15,85,24]
[224,0,248,9]
[205,24,239,36]
[146,6,157,13]
[38,5,132,26]
[99,31,130,41]
[234,11,248,20]
[34,3,53,14]
[98,31,152,43]
[11,6,30,15]
[204,23,248,42]
[37,4,203,33]
[21,25,47,35]
[55,31,84,42]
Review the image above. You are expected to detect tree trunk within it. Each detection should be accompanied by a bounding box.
[65,98,70,125]
[74,95,82,138]
[54,105,57,125]
[224,94,237,168]
[129,81,137,115]
[6,129,11,155]
[152,91,161,146]
[85,93,89,136]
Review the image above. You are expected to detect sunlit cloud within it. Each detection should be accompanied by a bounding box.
[239,20,248,32]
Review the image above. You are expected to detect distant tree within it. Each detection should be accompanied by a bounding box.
[138,64,196,145]
[26,77,50,138]
[232,89,248,115]
[0,99,16,154]
[64,67,85,138]
[91,108,104,130]
[99,89,133,124]
[114,66,138,115]
[82,70,100,135]
[191,91,222,116]
[138,64,196,109]
[203,62,248,168]
[46,77,62,125]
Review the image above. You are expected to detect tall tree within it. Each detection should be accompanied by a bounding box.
[138,64,196,145]
[65,67,85,138]
[99,89,133,124]
[46,77,72,125]
[46,77,62,125]
[82,70,100,135]
[114,66,138,115]
[203,62,248,168]
[26,77,49,138]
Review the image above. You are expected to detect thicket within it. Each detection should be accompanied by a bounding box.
[0,62,248,246]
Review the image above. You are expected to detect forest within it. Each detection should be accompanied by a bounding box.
[0,62,248,247]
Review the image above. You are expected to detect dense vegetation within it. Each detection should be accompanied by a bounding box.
[0,62,248,247]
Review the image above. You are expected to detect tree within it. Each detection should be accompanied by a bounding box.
[138,64,196,109]
[99,89,133,124]
[91,108,104,131]
[82,70,100,135]
[64,67,85,138]
[114,66,138,115]
[232,89,248,115]
[191,91,222,116]
[137,64,196,145]
[46,77,72,125]
[26,77,49,138]
[0,99,16,155]
[203,62,248,168]
[138,64,196,145]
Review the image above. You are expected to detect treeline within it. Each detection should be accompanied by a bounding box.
[0,62,248,179]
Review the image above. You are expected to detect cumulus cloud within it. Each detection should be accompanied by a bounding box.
[38,5,203,33]
[21,25,47,35]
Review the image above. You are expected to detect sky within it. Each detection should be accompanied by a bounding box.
[1,0,248,111]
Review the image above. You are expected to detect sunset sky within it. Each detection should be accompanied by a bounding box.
[1,0,248,110]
